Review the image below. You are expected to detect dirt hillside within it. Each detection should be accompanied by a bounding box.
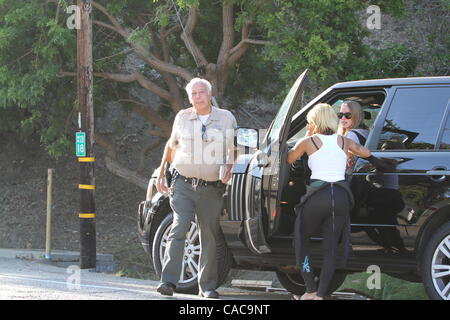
[0,133,156,279]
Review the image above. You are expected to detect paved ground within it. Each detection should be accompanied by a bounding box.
[0,249,369,300]
[0,251,291,300]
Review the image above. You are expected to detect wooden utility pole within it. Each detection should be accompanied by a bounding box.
[45,169,55,260]
[77,0,96,269]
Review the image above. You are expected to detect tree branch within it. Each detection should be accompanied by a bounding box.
[217,4,235,65]
[105,156,148,190]
[151,32,184,112]
[118,99,172,137]
[92,1,194,81]
[93,20,122,35]
[95,131,150,190]
[179,6,208,67]
[228,39,269,66]
[148,129,169,138]
[137,138,165,172]
[227,18,269,67]
[95,48,134,62]
[108,72,172,102]
[92,1,128,37]
[58,71,173,103]
[161,25,181,39]
[94,133,117,159]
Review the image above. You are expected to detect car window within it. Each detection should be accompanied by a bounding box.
[285,93,314,146]
[376,87,450,150]
[439,113,450,150]
[331,99,381,131]
[266,72,308,145]
[286,124,307,146]
[286,91,385,147]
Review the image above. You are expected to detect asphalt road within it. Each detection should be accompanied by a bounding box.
[0,257,293,300]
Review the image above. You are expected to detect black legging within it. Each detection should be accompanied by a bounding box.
[298,184,350,297]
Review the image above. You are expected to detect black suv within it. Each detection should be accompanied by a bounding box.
[138,71,450,300]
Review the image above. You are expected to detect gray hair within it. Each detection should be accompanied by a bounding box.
[185,78,212,99]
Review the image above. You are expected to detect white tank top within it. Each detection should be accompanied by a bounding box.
[308,133,347,182]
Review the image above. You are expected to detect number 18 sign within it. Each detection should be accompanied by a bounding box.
[76,132,86,157]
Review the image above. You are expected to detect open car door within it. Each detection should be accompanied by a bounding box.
[243,70,309,254]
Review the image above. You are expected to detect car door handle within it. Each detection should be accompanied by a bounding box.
[426,168,449,182]
[257,159,270,168]
[426,170,450,175]
[255,152,270,167]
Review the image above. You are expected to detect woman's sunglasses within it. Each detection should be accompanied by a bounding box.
[337,112,352,119]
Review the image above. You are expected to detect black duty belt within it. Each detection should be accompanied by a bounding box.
[178,173,224,190]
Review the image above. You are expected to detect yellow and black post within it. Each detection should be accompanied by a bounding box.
[78,158,96,269]
[77,0,96,269]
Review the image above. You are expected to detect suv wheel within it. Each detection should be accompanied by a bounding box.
[152,213,232,294]
[275,270,347,296]
[422,221,450,300]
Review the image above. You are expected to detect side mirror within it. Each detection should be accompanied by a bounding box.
[235,127,259,149]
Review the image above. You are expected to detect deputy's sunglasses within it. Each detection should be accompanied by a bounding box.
[201,124,207,141]
[337,112,352,119]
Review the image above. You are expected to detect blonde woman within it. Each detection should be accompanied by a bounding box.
[338,100,369,144]
[337,100,369,170]
[287,103,390,300]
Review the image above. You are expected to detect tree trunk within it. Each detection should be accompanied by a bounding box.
[105,156,148,190]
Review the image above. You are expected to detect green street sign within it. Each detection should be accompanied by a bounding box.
[76,132,86,157]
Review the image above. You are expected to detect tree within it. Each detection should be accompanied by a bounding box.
[0,0,272,187]
[61,0,270,124]
[0,0,76,157]
[257,0,414,91]
[1,0,444,188]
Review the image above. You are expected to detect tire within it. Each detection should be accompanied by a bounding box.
[421,220,450,300]
[275,269,347,296]
[137,201,152,254]
[152,213,233,294]
[137,196,171,259]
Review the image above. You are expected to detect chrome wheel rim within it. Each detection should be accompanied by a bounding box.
[160,220,200,284]
[431,235,450,300]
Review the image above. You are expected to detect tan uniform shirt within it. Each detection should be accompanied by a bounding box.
[168,106,237,181]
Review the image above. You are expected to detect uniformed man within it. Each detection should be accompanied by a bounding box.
[155,78,237,299]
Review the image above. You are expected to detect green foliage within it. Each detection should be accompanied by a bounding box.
[0,0,76,158]
[340,272,428,300]
[225,48,279,105]
[154,3,171,28]
[371,44,418,78]
[0,0,444,160]
[175,0,200,9]
[259,0,369,92]
[258,0,419,98]
[339,43,419,83]
[127,28,151,49]
[371,0,407,17]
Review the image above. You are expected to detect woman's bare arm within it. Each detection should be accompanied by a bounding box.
[346,137,395,172]
[347,138,371,158]
[287,138,308,164]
